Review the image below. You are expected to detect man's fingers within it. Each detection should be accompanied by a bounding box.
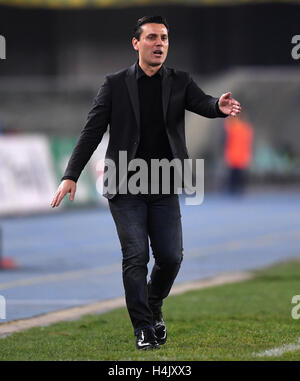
[51,191,59,207]
[231,100,241,112]
[51,189,66,208]
[220,93,241,117]
[51,192,59,208]
[51,180,76,208]
[51,191,62,208]
[55,191,66,207]
[69,187,75,201]
[230,108,241,116]
[222,92,232,99]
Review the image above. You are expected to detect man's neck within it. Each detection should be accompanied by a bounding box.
[138,61,162,77]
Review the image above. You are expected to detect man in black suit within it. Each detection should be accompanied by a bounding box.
[51,16,241,350]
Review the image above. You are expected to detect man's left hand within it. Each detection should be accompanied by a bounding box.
[218,92,241,117]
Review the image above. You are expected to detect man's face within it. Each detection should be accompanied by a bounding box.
[132,23,169,67]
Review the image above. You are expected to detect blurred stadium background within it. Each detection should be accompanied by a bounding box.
[0,0,300,324]
[1,0,300,215]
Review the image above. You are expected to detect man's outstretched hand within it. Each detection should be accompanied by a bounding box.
[51,179,76,208]
[218,92,241,117]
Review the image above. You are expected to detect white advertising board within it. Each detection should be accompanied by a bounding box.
[0,135,57,216]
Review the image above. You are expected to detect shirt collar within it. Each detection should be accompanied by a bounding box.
[135,61,163,80]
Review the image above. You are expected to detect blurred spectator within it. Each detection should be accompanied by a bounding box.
[224,113,253,195]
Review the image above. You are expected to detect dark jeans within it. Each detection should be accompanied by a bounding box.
[108,193,183,335]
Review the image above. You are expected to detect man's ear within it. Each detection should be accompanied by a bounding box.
[132,37,139,52]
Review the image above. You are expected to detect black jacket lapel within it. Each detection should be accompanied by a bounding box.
[162,66,173,126]
[125,64,140,130]
[125,63,173,129]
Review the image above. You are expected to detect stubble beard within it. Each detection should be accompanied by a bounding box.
[148,55,166,67]
[149,62,162,67]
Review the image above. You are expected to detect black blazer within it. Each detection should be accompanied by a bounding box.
[62,62,227,199]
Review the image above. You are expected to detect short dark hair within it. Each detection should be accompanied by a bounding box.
[133,16,169,41]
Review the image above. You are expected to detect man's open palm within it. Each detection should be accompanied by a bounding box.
[51,180,76,208]
[218,92,241,117]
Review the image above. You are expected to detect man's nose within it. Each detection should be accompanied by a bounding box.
[155,38,164,45]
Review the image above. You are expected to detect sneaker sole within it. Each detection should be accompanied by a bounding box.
[137,344,160,350]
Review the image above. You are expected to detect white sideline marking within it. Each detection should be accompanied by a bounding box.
[187,229,300,259]
[0,271,252,337]
[254,338,300,357]
[4,299,110,305]
[0,263,121,291]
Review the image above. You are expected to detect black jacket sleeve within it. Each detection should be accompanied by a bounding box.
[61,76,112,183]
[185,75,228,118]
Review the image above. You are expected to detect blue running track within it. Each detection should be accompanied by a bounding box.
[0,190,299,322]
